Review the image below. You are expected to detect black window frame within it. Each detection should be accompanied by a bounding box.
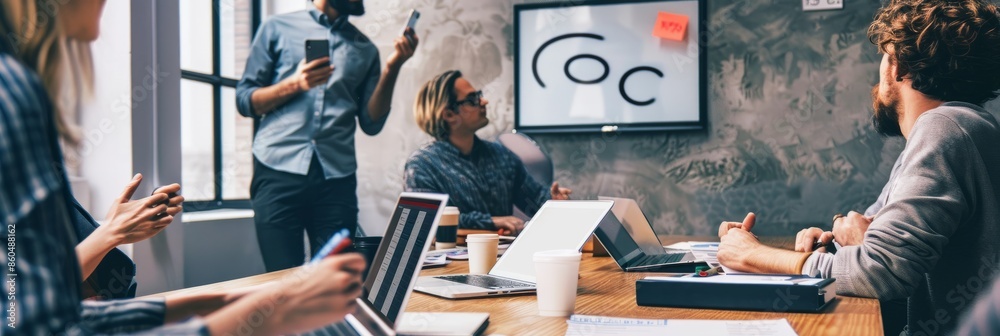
[182,0,262,211]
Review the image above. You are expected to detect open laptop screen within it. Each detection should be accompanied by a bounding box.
[363,193,447,325]
[593,210,645,267]
[599,196,667,255]
[490,201,613,283]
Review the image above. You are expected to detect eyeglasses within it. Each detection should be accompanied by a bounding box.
[452,90,484,109]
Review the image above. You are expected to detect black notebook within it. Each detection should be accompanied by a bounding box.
[636,274,836,313]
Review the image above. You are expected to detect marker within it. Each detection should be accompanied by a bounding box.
[698,266,722,277]
[308,228,352,265]
[811,240,828,251]
[811,239,837,252]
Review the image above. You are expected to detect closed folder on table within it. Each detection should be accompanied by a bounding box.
[635,275,836,312]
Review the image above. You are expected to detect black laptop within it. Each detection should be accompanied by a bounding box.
[594,197,707,272]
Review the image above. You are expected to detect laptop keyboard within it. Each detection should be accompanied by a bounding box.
[438,274,533,289]
[297,321,361,336]
[636,252,687,265]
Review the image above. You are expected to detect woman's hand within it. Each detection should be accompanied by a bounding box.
[203,254,367,335]
[78,174,184,279]
[269,254,367,334]
[98,174,183,246]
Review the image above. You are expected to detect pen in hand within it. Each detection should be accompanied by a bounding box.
[811,239,837,253]
[308,228,353,265]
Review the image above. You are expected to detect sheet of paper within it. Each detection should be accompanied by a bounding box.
[425,244,510,260]
[662,241,691,250]
[421,254,450,268]
[565,315,797,336]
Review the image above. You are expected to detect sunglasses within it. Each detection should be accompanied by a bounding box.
[451,90,484,109]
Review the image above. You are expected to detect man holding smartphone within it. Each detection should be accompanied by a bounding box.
[237,0,418,271]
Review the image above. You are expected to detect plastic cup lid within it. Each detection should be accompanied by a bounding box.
[443,206,460,215]
[466,233,499,242]
[533,249,582,262]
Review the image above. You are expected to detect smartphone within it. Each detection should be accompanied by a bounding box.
[308,228,353,265]
[305,39,330,63]
[400,9,420,44]
[151,185,179,203]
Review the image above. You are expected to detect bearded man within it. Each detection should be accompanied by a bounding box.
[715,1,1000,335]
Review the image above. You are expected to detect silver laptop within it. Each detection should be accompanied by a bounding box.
[303,192,487,336]
[413,200,615,299]
[595,196,706,272]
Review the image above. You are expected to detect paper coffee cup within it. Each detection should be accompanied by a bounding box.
[466,234,499,274]
[436,206,460,249]
[533,250,581,316]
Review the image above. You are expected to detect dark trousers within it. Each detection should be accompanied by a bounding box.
[251,156,358,272]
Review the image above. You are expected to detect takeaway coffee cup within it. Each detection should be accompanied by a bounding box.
[533,250,582,316]
[436,206,460,249]
[466,234,499,274]
[352,236,382,280]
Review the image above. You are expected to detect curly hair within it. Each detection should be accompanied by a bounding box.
[868,0,1000,105]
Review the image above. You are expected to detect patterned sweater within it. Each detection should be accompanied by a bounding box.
[404,137,550,230]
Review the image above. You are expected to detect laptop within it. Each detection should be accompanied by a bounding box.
[302,192,489,336]
[594,196,706,272]
[414,200,615,299]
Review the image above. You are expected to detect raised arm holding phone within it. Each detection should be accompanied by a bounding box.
[236,0,419,272]
[243,3,417,119]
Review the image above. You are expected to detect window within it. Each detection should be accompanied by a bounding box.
[180,0,259,210]
[180,0,307,211]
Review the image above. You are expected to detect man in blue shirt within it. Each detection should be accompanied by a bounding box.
[404,70,572,235]
[237,0,417,271]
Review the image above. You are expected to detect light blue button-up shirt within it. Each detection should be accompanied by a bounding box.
[237,8,384,178]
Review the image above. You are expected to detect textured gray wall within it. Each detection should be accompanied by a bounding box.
[352,0,1000,237]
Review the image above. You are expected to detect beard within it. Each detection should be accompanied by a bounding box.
[871,84,903,137]
[329,0,364,16]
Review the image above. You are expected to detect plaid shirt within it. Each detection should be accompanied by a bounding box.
[0,54,207,334]
[403,137,549,230]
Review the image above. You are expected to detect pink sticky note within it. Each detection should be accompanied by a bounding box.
[653,12,689,41]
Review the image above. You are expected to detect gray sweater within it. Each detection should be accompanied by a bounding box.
[801,102,1000,335]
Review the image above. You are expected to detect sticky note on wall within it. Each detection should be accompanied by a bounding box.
[653,11,689,41]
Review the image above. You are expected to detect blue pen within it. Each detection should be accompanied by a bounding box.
[308,228,352,265]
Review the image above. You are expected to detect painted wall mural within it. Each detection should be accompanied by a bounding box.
[351,0,1000,236]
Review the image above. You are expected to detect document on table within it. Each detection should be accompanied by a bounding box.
[565,315,798,336]
[423,244,510,260]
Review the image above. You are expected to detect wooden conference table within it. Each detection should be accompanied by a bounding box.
[152,236,882,336]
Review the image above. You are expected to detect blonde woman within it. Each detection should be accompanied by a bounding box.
[0,0,364,334]
[3,0,185,302]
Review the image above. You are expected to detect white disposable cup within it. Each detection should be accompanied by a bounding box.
[533,250,582,317]
[435,206,460,250]
[466,234,499,274]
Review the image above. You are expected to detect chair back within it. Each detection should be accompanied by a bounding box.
[497,132,554,220]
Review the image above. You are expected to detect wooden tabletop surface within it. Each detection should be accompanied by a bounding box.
[151,236,882,336]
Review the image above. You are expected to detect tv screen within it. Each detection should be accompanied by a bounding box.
[514,0,706,133]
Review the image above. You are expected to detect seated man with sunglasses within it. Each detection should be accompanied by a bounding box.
[404,70,571,235]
